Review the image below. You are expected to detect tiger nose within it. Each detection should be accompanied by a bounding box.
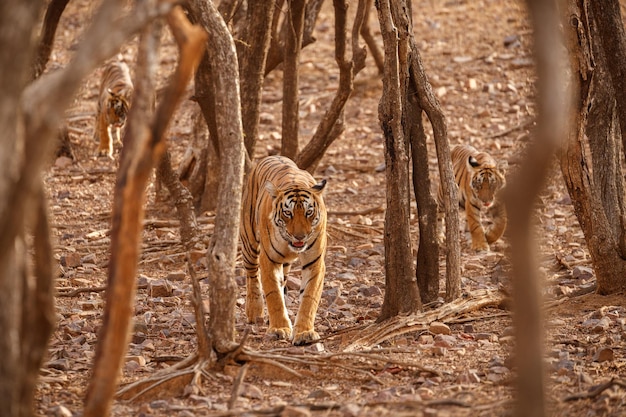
[293,233,306,241]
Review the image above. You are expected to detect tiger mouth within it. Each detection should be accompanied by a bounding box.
[290,241,306,249]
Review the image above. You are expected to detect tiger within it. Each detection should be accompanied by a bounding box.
[240,155,327,345]
[438,144,507,251]
[94,58,133,158]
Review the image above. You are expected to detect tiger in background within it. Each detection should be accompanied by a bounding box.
[438,144,507,251]
[94,58,133,158]
[240,155,327,345]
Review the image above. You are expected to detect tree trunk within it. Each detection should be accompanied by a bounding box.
[84,7,206,416]
[406,35,459,302]
[506,0,570,415]
[190,0,246,354]
[0,1,46,413]
[295,0,367,173]
[561,0,626,295]
[589,0,626,155]
[239,1,275,159]
[281,0,306,159]
[376,0,421,321]
[408,90,440,304]
[585,4,626,256]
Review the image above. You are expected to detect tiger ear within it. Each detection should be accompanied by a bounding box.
[265,181,278,198]
[468,155,480,168]
[312,179,327,193]
[497,160,509,174]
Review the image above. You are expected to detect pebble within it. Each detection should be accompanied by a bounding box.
[429,321,451,335]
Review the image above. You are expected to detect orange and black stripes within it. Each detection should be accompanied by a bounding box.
[240,155,327,345]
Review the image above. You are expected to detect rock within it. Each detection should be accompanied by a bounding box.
[434,334,456,348]
[148,279,173,297]
[281,406,312,417]
[336,272,356,281]
[126,355,147,366]
[593,347,614,363]
[572,266,593,280]
[55,156,73,169]
[166,270,186,281]
[429,321,451,335]
[60,253,81,268]
[592,317,612,333]
[307,389,332,400]
[48,405,72,417]
[241,383,263,400]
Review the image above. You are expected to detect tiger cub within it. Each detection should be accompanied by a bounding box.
[94,59,133,158]
[240,155,327,345]
[438,144,507,251]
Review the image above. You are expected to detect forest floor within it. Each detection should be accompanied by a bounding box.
[38,0,625,416]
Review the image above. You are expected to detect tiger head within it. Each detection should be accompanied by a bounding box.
[266,180,327,253]
[106,88,131,127]
[467,153,506,209]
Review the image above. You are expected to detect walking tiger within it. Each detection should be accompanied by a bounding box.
[438,144,507,251]
[240,155,327,345]
[94,58,133,158]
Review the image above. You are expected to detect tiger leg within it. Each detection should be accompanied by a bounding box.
[466,201,489,251]
[293,252,325,345]
[242,242,264,324]
[97,118,113,158]
[259,253,292,340]
[486,200,507,244]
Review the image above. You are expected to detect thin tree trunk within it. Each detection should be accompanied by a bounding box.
[296,0,367,172]
[239,1,275,159]
[376,0,421,321]
[84,7,206,416]
[408,88,439,304]
[406,36,459,302]
[505,0,570,415]
[190,0,246,354]
[360,0,384,74]
[33,0,70,79]
[281,0,306,159]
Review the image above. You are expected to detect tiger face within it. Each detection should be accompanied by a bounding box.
[241,155,327,345]
[467,155,504,209]
[266,181,326,253]
[105,89,130,128]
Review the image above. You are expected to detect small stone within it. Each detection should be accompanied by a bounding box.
[592,317,612,333]
[336,272,356,281]
[60,253,81,268]
[281,406,312,417]
[593,347,614,363]
[55,156,73,169]
[307,389,332,399]
[429,321,451,335]
[148,279,173,297]
[241,383,263,400]
[166,270,186,281]
[126,355,147,366]
[48,405,72,417]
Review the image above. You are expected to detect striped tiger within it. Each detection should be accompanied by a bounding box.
[240,155,327,345]
[438,144,507,251]
[94,59,133,158]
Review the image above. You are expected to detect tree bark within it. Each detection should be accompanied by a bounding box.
[506,0,570,415]
[376,0,421,321]
[190,0,246,354]
[561,0,626,295]
[589,0,626,156]
[281,0,306,159]
[408,89,439,304]
[239,1,275,159]
[406,34,459,302]
[84,6,206,416]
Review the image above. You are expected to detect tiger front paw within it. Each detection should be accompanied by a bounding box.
[471,241,490,252]
[266,326,293,341]
[245,297,264,324]
[293,329,320,346]
[97,149,114,160]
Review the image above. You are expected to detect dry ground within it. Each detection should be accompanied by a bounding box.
[38,0,625,416]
